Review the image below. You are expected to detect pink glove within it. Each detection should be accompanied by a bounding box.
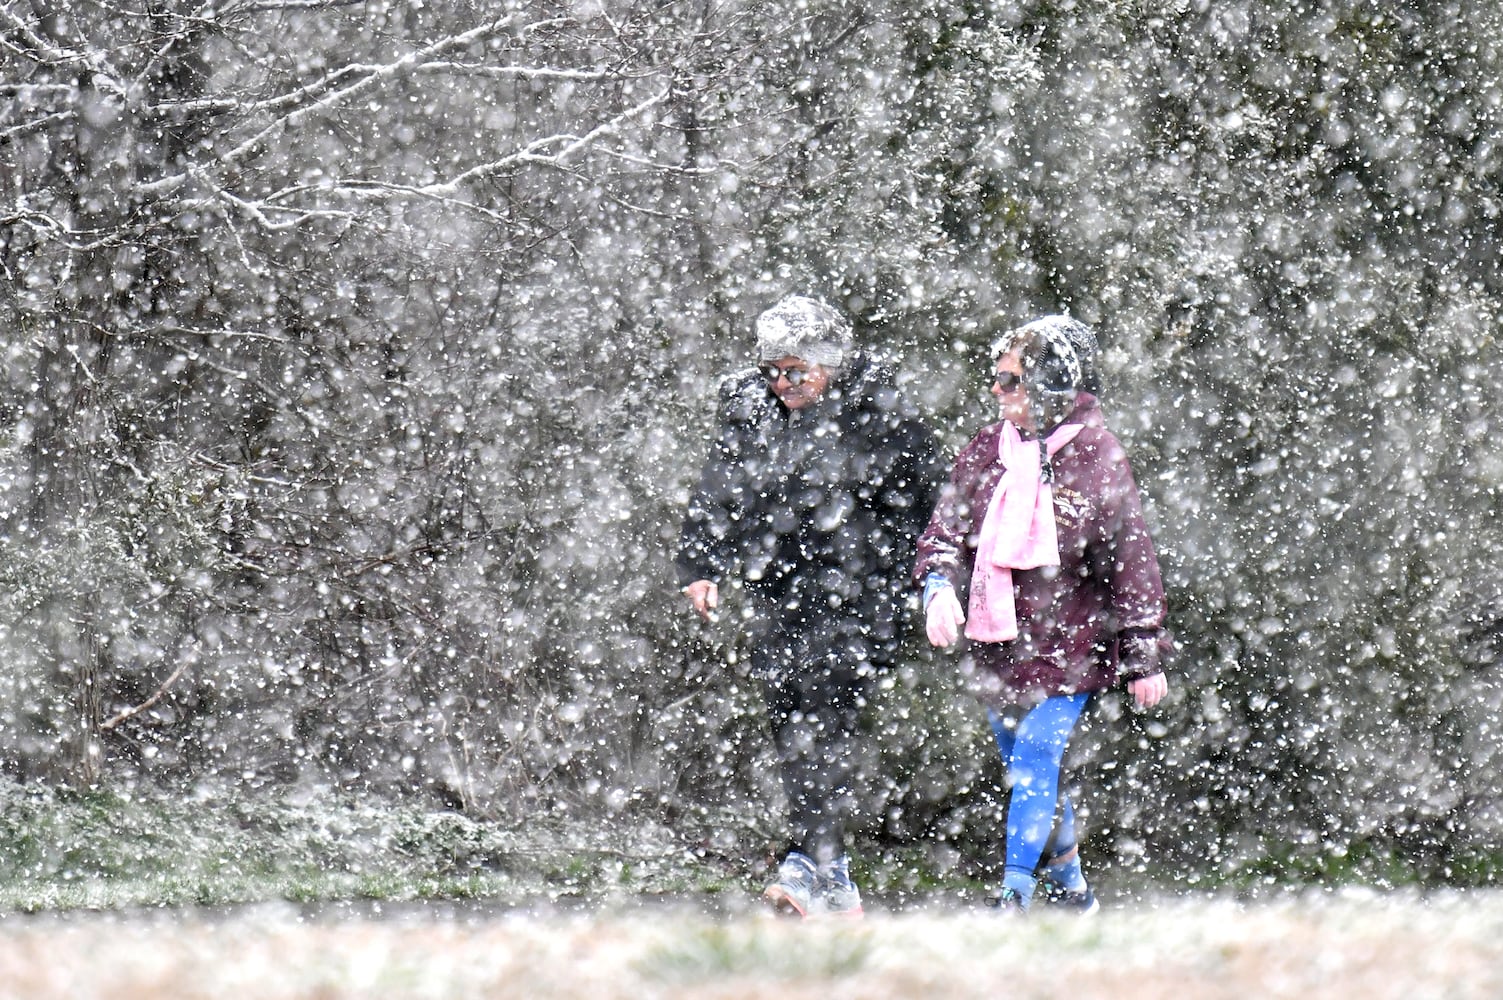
[926,587,966,647]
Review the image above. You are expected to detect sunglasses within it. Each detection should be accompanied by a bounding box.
[988,362,1074,394]
[760,363,815,386]
[989,370,1026,393]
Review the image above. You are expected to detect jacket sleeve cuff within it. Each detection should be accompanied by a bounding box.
[1117,630,1164,680]
[922,572,953,610]
[675,559,721,587]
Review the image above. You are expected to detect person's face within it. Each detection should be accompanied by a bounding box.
[990,350,1036,430]
[760,356,831,409]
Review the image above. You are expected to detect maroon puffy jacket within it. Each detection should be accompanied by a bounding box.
[914,393,1169,707]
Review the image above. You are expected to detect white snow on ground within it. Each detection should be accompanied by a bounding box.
[0,889,1500,999]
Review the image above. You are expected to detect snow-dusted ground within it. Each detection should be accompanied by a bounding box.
[0,889,1499,999]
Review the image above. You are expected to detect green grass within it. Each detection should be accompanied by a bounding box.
[0,782,739,913]
[0,781,1496,914]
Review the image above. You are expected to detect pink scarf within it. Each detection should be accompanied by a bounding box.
[966,421,1084,642]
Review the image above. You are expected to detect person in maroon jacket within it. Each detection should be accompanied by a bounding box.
[914,314,1170,915]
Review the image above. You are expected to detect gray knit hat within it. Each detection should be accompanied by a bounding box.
[755,295,854,368]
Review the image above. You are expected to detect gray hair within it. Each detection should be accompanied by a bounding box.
[755,295,854,368]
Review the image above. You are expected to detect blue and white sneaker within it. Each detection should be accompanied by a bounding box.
[814,855,864,918]
[817,876,864,918]
[762,853,820,918]
[1036,874,1100,916]
[987,885,1028,915]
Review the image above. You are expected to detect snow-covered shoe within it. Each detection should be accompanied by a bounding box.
[1036,875,1100,916]
[818,877,864,918]
[762,853,819,918]
[987,886,1028,915]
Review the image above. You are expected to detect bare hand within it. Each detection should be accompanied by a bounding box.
[684,580,719,621]
[1128,672,1168,709]
[925,587,966,647]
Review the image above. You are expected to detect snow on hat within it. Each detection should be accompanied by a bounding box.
[992,314,1100,394]
[755,295,854,368]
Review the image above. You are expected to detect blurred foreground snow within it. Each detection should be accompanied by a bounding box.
[0,889,1499,999]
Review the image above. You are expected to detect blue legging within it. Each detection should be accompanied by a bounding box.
[989,692,1089,888]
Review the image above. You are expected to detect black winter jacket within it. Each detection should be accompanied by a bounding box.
[676,354,942,648]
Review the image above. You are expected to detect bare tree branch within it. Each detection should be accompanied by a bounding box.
[138,15,525,197]
[99,661,190,732]
[218,0,367,14]
[151,88,676,227]
[394,88,674,197]
[0,6,129,98]
[143,56,617,121]
[0,109,74,145]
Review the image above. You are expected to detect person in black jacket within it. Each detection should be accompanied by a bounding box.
[677,295,942,918]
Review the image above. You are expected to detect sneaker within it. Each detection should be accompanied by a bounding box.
[987,886,1028,915]
[762,854,819,918]
[817,877,864,918]
[1035,875,1100,916]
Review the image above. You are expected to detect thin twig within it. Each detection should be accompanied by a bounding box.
[99,661,190,732]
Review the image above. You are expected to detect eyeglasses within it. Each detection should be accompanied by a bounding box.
[990,370,1025,393]
[760,363,814,386]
